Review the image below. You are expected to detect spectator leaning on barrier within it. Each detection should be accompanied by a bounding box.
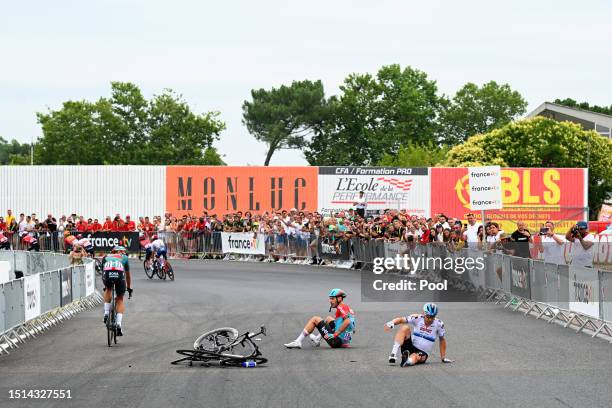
[486,222,504,250]
[565,221,595,267]
[536,221,566,265]
[510,221,532,258]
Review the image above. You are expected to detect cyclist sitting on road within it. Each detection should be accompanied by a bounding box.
[75,234,95,257]
[384,303,453,366]
[102,245,132,336]
[150,234,167,270]
[285,288,355,349]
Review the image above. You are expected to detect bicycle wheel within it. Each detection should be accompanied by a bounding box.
[107,292,114,347]
[95,259,103,276]
[156,263,166,280]
[193,328,239,352]
[167,263,174,281]
[219,337,257,359]
[144,260,154,279]
[171,350,222,366]
[113,311,117,344]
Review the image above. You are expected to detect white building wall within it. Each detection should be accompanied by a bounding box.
[0,166,166,220]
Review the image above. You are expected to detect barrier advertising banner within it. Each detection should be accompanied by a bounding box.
[61,268,72,306]
[23,274,41,321]
[509,257,531,298]
[318,238,350,261]
[430,168,587,232]
[85,262,95,296]
[83,232,139,252]
[568,265,600,318]
[221,232,266,255]
[468,166,502,210]
[166,166,318,216]
[318,167,430,216]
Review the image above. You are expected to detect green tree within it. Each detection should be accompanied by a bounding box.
[242,80,329,166]
[35,82,226,165]
[442,117,612,217]
[440,81,527,144]
[305,65,444,166]
[0,137,31,164]
[378,142,449,167]
[553,98,612,116]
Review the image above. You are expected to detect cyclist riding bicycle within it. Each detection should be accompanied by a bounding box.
[75,234,95,257]
[64,231,77,252]
[150,234,167,270]
[101,245,132,336]
[384,303,453,366]
[284,288,355,349]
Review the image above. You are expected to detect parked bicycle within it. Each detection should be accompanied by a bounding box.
[171,326,268,367]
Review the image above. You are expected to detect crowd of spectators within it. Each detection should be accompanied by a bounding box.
[0,207,605,267]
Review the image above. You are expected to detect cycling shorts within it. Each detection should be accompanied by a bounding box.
[401,338,428,362]
[156,248,167,259]
[316,320,349,348]
[102,269,126,297]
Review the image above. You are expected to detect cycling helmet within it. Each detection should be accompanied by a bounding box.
[151,234,158,240]
[112,245,126,253]
[328,288,347,298]
[423,303,438,317]
[76,234,83,239]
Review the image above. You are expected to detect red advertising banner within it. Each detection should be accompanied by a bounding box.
[430,168,587,231]
[166,167,318,216]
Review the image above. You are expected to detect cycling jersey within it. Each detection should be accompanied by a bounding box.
[334,303,356,344]
[102,253,130,273]
[65,235,77,247]
[404,314,445,354]
[151,239,165,251]
[76,238,93,249]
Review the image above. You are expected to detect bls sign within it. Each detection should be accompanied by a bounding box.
[166,167,318,215]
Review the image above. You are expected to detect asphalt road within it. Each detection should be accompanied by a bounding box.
[1,259,611,408]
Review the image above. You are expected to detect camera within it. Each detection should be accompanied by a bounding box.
[539,227,549,235]
[571,226,580,236]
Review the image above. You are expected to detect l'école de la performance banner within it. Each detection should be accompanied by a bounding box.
[221,232,266,255]
[431,168,587,233]
[568,265,599,318]
[24,274,41,321]
[318,167,430,216]
[83,232,140,252]
[166,166,318,216]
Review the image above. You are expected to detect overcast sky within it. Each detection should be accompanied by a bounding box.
[1,1,611,165]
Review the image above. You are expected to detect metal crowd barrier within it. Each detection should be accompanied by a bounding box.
[1,251,102,355]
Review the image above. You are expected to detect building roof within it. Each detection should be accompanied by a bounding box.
[526,102,612,137]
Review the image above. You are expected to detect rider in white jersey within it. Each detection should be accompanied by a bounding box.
[150,235,167,268]
[384,303,453,366]
[76,234,94,256]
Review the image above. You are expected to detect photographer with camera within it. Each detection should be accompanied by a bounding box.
[536,221,566,265]
[565,221,595,267]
